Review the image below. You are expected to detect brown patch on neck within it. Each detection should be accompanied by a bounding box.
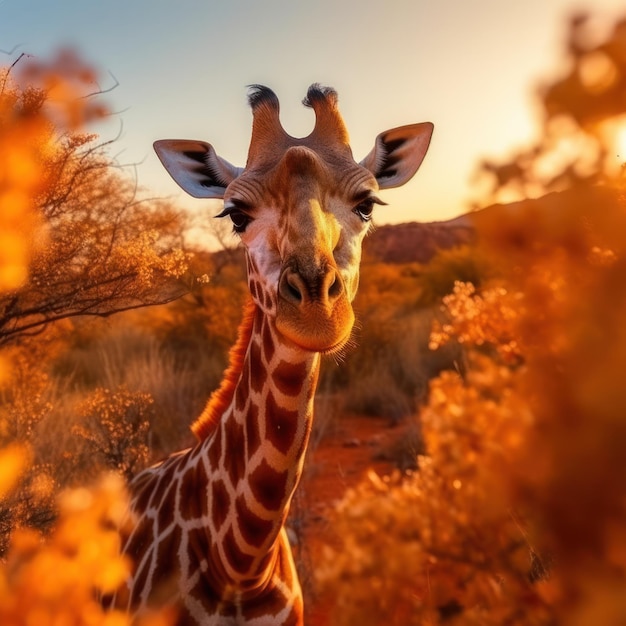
[192,297,258,440]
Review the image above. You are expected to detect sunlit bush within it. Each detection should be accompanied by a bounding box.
[0,350,59,554]
[318,12,626,625]
[416,245,491,309]
[0,469,130,626]
[74,387,153,482]
[317,283,548,625]
[0,452,174,626]
[0,50,107,296]
[338,260,468,419]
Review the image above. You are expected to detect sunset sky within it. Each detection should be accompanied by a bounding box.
[1,0,624,227]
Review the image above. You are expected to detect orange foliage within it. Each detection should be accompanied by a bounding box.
[0,51,178,624]
[0,52,190,349]
[0,50,107,295]
[0,444,30,500]
[0,468,175,626]
[318,12,626,625]
[429,281,521,363]
[74,387,153,481]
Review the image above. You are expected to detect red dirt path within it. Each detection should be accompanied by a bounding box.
[292,412,416,626]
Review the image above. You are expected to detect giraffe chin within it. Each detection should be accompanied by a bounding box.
[277,323,353,355]
[275,302,355,355]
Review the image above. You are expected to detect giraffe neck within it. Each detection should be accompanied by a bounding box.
[196,299,320,585]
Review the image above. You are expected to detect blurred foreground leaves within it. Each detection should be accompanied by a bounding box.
[0,50,181,624]
[318,13,626,625]
[0,466,175,626]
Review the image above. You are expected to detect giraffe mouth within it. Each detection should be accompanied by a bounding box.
[275,299,355,354]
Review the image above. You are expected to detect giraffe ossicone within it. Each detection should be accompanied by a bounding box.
[115,84,433,625]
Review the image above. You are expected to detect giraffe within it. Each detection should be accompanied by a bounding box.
[114,84,433,625]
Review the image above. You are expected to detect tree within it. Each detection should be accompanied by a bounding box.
[0,51,192,348]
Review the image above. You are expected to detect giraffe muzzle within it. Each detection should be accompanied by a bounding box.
[276,261,354,353]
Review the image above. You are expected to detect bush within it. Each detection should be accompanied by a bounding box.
[417,245,491,308]
[339,295,464,420]
[74,387,153,482]
[0,454,175,626]
[317,13,626,624]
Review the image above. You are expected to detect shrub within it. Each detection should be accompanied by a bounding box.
[416,245,491,309]
[318,13,626,624]
[74,387,153,482]
[0,453,175,626]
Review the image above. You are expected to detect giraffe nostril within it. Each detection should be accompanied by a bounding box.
[286,279,302,303]
[327,271,343,302]
[279,270,304,305]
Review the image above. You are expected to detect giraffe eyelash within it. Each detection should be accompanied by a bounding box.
[216,203,254,234]
[352,195,386,223]
[215,199,252,218]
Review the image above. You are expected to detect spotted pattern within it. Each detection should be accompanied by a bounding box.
[113,306,318,624]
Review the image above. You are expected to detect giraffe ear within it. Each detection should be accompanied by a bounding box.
[360,122,433,190]
[153,139,243,199]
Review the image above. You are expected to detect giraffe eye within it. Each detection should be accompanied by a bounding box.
[228,210,252,233]
[353,198,375,222]
[216,204,253,234]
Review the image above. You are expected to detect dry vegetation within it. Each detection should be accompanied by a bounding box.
[315,14,626,625]
[0,50,180,625]
[1,12,626,625]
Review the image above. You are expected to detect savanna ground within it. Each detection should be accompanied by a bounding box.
[2,12,626,626]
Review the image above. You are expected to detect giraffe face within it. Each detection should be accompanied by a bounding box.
[153,84,433,353]
[223,144,380,353]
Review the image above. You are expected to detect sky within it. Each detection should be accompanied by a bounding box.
[1,0,625,227]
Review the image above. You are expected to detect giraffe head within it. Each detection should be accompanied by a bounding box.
[154,85,432,353]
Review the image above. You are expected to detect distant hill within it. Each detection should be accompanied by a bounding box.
[364,185,624,264]
[363,216,474,264]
